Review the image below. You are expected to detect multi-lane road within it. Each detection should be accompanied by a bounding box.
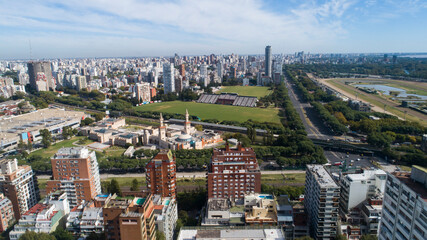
[283,75,333,140]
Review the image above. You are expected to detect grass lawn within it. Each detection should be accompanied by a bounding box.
[261,173,306,184]
[135,101,280,123]
[217,86,272,99]
[30,136,94,158]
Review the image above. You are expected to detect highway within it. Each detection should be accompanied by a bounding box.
[283,75,333,140]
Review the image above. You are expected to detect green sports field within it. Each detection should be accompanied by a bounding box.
[135,101,280,123]
[216,86,272,99]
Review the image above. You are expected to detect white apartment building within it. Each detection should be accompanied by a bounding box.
[133,82,151,103]
[153,195,178,240]
[9,191,70,240]
[379,166,427,240]
[339,169,387,215]
[0,158,39,220]
[163,63,175,94]
[304,165,340,240]
[66,201,104,238]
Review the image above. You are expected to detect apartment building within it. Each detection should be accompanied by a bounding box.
[9,191,69,240]
[244,194,277,226]
[0,158,39,219]
[66,201,104,238]
[379,166,427,240]
[339,169,386,218]
[304,165,340,240]
[0,193,15,232]
[152,195,178,240]
[207,143,261,200]
[46,147,101,207]
[102,194,156,240]
[146,150,176,199]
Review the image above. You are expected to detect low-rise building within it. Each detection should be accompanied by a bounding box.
[66,201,104,238]
[177,227,285,240]
[244,194,277,226]
[202,198,245,226]
[276,195,294,240]
[9,191,70,240]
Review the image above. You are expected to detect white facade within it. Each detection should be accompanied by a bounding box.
[200,63,208,87]
[304,165,340,240]
[133,82,151,103]
[153,196,178,240]
[163,63,175,94]
[66,202,104,238]
[379,167,427,240]
[340,169,387,213]
[9,192,69,240]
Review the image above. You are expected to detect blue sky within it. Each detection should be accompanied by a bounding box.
[0,0,426,59]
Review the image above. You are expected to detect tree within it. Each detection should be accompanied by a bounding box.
[19,231,56,240]
[295,237,314,240]
[155,231,166,240]
[335,234,347,240]
[194,125,203,131]
[86,232,105,240]
[360,235,378,240]
[62,126,74,140]
[109,178,122,196]
[52,227,73,240]
[39,129,52,148]
[130,178,139,191]
[93,113,106,122]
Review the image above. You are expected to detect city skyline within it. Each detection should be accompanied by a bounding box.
[1,0,427,59]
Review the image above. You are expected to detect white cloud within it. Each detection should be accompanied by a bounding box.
[6,0,426,58]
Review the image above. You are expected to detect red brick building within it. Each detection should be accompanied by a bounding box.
[46,147,101,208]
[207,143,261,200]
[145,150,176,199]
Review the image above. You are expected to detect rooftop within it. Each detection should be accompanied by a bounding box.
[307,164,338,188]
[53,147,90,159]
[392,171,427,202]
[207,199,230,211]
[178,227,284,240]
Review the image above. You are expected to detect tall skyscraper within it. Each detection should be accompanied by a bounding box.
[265,45,272,78]
[200,63,208,87]
[207,143,261,200]
[304,165,340,239]
[27,61,55,91]
[217,61,223,83]
[46,147,101,208]
[146,150,177,199]
[378,166,427,240]
[0,159,39,220]
[163,63,175,94]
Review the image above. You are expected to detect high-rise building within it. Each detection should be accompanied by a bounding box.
[207,143,261,200]
[378,166,427,240]
[339,169,386,217]
[0,158,39,220]
[46,147,101,208]
[217,61,223,82]
[146,150,177,199]
[178,64,185,78]
[0,193,15,232]
[304,165,340,240]
[265,46,272,78]
[200,63,209,87]
[163,63,175,94]
[76,76,87,91]
[27,61,55,91]
[103,194,156,240]
[134,82,151,103]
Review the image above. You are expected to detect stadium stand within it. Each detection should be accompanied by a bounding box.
[197,93,257,107]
